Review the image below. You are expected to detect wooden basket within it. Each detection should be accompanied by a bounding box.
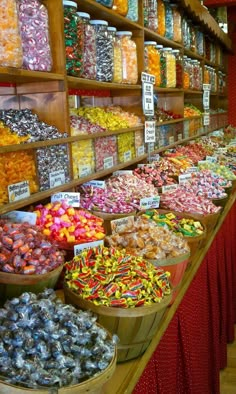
[0,265,63,306]
[0,334,116,394]
[91,210,136,235]
[211,195,229,208]
[64,286,172,363]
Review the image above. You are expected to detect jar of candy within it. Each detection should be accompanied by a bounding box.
[188,59,194,90]
[157,0,166,36]
[195,26,204,56]
[182,17,190,49]
[188,21,196,52]
[63,1,83,77]
[127,0,139,22]
[78,12,96,80]
[170,3,182,43]
[116,31,138,84]
[107,26,122,83]
[0,0,23,67]
[144,42,160,86]
[210,42,216,63]
[144,0,158,31]
[113,0,128,16]
[155,45,163,87]
[192,60,200,90]
[183,56,190,89]
[204,65,210,84]
[172,50,183,88]
[18,0,52,71]
[96,0,113,7]
[90,20,113,82]
[205,38,210,61]
[164,0,173,41]
[161,48,176,88]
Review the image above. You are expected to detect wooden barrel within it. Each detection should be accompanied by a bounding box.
[0,333,116,394]
[91,210,136,235]
[64,286,172,363]
[0,265,63,305]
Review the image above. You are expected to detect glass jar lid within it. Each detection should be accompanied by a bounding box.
[77,12,90,19]
[63,1,77,7]
[116,31,132,36]
[90,20,109,26]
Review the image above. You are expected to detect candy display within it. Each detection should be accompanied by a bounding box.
[117,132,135,163]
[156,157,193,176]
[0,109,68,143]
[72,140,95,179]
[164,0,173,40]
[171,4,182,43]
[0,0,23,67]
[65,246,171,307]
[0,151,38,205]
[107,27,122,84]
[18,0,52,72]
[74,107,129,130]
[133,165,176,188]
[127,0,139,22]
[0,122,29,146]
[117,31,138,85]
[106,215,190,259]
[184,104,202,118]
[144,42,161,87]
[94,135,118,172]
[163,143,208,163]
[63,1,83,77]
[157,0,166,36]
[0,289,115,388]
[135,130,145,155]
[34,201,105,244]
[90,20,113,82]
[144,0,158,31]
[182,172,228,199]
[160,48,176,88]
[0,222,64,274]
[155,107,182,122]
[141,210,204,237]
[35,145,70,191]
[105,106,141,127]
[172,50,183,89]
[198,161,236,181]
[113,0,128,16]
[160,186,221,214]
[70,113,106,135]
[79,12,96,80]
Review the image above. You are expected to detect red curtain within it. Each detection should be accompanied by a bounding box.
[134,202,236,394]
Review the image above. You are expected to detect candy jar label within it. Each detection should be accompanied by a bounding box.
[51,192,80,207]
[8,181,30,203]
[162,184,179,193]
[104,156,114,169]
[137,145,145,156]
[111,216,135,234]
[145,121,156,143]
[124,150,132,162]
[78,165,92,178]
[113,170,133,176]
[178,173,192,184]
[140,196,160,210]
[185,167,199,174]
[74,240,104,256]
[206,156,217,163]
[49,170,65,188]
[84,180,106,189]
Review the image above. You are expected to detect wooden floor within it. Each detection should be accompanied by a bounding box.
[220,327,236,393]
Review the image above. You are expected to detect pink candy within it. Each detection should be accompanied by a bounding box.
[94,136,118,172]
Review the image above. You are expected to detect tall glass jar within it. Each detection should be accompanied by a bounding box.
[116,31,138,84]
[195,26,204,56]
[0,0,23,67]
[90,20,113,82]
[127,0,139,22]
[63,1,83,77]
[156,45,163,87]
[157,0,166,36]
[204,65,210,84]
[182,17,190,49]
[188,59,194,90]
[113,0,128,16]
[192,60,200,90]
[188,21,196,52]
[161,48,176,88]
[170,3,182,43]
[78,12,96,80]
[18,0,52,72]
[183,56,190,89]
[144,42,160,87]
[164,0,173,41]
[144,0,158,32]
[107,26,122,84]
[96,0,113,7]
[172,50,183,88]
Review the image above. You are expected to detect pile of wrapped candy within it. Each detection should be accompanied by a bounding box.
[183,171,228,199]
[133,165,176,188]
[64,246,171,307]
[198,161,236,181]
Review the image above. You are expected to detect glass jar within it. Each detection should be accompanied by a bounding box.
[192,60,200,90]
[90,20,113,82]
[157,0,166,36]
[182,17,190,49]
[188,59,194,90]
[107,26,122,84]
[18,0,52,72]
[155,45,163,87]
[113,0,128,16]
[78,12,96,80]
[204,65,210,84]
[144,41,160,87]
[63,1,83,77]
[188,21,196,52]
[170,3,182,43]
[172,50,183,88]
[160,48,176,88]
[195,26,204,56]
[144,0,158,32]
[0,0,23,67]
[127,0,139,22]
[183,56,190,89]
[164,0,173,41]
[116,31,138,84]
[96,0,113,7]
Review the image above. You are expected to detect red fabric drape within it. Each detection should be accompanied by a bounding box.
[134,202,236,394]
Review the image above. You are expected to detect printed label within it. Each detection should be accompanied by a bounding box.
[49,170,65,188]
[149,153,160,163]
[124,150,132,162]
[74,240,104,256]
[51,192,80,207]
[83,180,106,189]
[178,173,192,184]
[206,156,217,163]
[8,181,30,203]
[185,167,199,173]
[162,184,179,193]
[140,196,160,210]
[145,121,156,143]
[137,145,145,156]
[111,216,135,234]
[78,165,92,178]
[169,136,175,144]
[113,170,133,176]
[104,156,114,169]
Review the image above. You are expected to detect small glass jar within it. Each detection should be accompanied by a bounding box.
[164,0,173,41]
[90,20,113,82]
[172,50,183,88]
[157,0,166,36]
[78,12,96,80]
[113,0,128,16]
[144,0,158,32]
[161,48,176,88]
[192,60,200,90]
[188,20,196,52]
[144,41,160,87]
[204,65,210,84]
[182,17,190,49]
[0,0,23,67]
[170,3,182,43]
[96,0,113,7]
[127,0,139,22]
[63,1,83,77]
[155,45,163,87]
[108,26,122,84]
[116,31,138,84]
[183,56,190,89]
[195,26,204,56]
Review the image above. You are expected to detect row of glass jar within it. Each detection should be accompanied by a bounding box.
[0,0,52,70]
[63,1,138,83]
[183,57,203,91]
[144,0,182,43]
[203,66,217,92]
[96,0,138,21]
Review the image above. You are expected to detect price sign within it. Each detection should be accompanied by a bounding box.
[84,180,106,188]
[178,173,192,184]
[203,90,210,109]
[206,156,217,163]
[203,84,211,91]
[124,150,131,162]
[162,184,179,193]
[140,196,160,210]
[74,240,104,256]
[104,156,114,169]
[169,136,175,144]
[203,113,210,126]
[145,121,156,143]
[149,153,160,163]
[111,216,135,234]
[137,145,145,156]
[113,170,133,176]
[49,170,65,188]
[142,72,155,116]
[51,192,80,207]
[1,211,36,225]
[78,165,91,178]
[185,166,199,174]
[8,181,30,203]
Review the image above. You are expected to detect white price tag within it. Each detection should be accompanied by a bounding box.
[145,121,156,143]
[140,196,160,210]
[124,150,131,162]
[142,72,155,116]
[78,165,91,178]
[8,181,30,203]
[203,84,211,91]
[178,173,192,184]
[84,180,106,188]
[104,156,114,169]
[49,170,65,188]
[51,192,80,207]
[203,90,210,109]
[149,153,160,163]
[206,156,217,163]
[137,145,145,156]
[1,211,36,225]
[203,113,210,126]
[113,170,133,176]
[162,184,179,193]
[185,167,199,174]
[74,240,104,256]
[110,216,135,234]
[169,136,175,144]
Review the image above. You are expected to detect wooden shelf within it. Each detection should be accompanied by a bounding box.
[67,76,141,91]
[184,89,203,95]
[144,28,182,49]
[0,68,64,84]
[156,118,184,126]
[183,115,203,120]
[154,87,183,94]
[184,49,204,61]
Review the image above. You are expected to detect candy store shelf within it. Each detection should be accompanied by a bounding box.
[183,49,204,61]
[0,68,64,84]
[183,115,203,120]
[184,89,203,95]
[204,59,218,68]
[156,118,184,126]
[144,28,182,49]
[154,88,183,94]
[67,76,142,91]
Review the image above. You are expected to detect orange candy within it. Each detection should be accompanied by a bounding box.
[144,43,161,87]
